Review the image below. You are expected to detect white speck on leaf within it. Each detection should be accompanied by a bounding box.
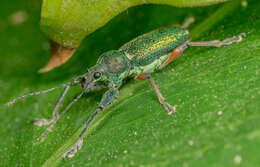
[183,162,189,167]
[9,10,28,25]
[218,111,223,116]
[130,160,135,165]
[234,155,242,164]
[241,0,248,7]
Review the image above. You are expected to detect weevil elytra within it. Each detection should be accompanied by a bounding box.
[5,27,245,158]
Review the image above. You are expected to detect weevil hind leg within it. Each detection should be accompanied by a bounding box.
[34,86,70,127]
[188,33,246,47]
[159,43,188,69]
[146,74,177,115]
[160,32,246,70]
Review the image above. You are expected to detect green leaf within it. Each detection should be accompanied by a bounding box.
[39,0,231,72]
[40,0,229,48]
[0,0,259,167]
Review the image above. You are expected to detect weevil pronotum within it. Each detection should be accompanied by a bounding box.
[5,27,245,158]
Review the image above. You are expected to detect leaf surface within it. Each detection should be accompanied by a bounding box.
[0,0,259,167]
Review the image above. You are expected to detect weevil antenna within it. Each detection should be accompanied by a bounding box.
[4,77,82,107]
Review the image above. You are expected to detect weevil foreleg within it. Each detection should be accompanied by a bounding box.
[146,74,177,115]
[33,77,84,127]
[63,87,119,158]
[34,86,70,127]
[39,92,84,141]
[188,33,246,47]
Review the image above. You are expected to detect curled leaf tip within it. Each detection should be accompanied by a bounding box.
[38,41,76,73]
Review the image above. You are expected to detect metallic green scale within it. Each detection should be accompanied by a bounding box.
[120,27,189,77]
[120,27,189,66]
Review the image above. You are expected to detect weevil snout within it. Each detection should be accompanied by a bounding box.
[79,66,107,92]
[80,75,96,92]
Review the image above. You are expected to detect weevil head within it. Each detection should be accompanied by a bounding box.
[78,65,107,92]
[79,50,130,92]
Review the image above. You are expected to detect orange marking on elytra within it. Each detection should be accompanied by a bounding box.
[163,48,182,67]
[136,72,148,80]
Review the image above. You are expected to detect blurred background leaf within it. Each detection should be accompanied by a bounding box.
[0,0,259,167]
[40,0,229,48]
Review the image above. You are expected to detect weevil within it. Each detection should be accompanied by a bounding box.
[5,27,245,158]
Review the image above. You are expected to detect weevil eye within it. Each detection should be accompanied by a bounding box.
[93,72,101,79]
[81,77,86,83]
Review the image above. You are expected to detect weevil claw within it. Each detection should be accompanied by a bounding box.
[163,103,177,115]
[33,118,53,127]
[63,138,84,159]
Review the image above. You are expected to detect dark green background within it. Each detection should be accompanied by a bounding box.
[0,0,259,166]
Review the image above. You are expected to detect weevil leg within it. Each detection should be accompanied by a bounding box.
[160,43,188,69]
[62,107,102,158]
[34,86,70,127]
[146,74,176,115]
[181,16,195,29]
[171,16,195,29]
[63,88,119,158]
[188,33,246,47]
[40,92,84,142]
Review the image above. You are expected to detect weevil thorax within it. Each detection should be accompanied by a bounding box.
[80,50,131,91]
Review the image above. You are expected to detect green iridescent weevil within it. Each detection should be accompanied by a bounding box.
[5,27,245,158]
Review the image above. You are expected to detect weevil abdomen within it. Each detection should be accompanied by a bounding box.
[119,27,189,67]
